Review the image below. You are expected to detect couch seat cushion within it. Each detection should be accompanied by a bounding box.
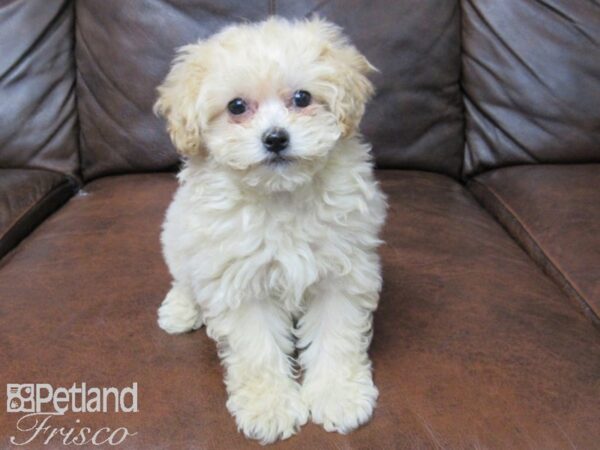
[0,171,598,449]
[470,164,600,325]
[0,168,76,259]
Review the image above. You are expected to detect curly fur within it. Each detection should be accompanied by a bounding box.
[155,17,387,444]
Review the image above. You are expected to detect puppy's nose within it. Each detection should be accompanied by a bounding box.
[262,127,289,153]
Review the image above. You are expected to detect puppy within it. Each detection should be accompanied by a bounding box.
[155,17,387,444]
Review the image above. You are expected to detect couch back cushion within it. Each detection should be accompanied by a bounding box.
[76,0,464,180]
[0,0,78,176]
[75,0,268,180]
[278,1,464,177]
[462,0,600,177]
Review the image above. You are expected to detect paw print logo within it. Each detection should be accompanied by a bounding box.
[6,384,35,413]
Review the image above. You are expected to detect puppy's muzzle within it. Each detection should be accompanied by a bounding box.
[262,127,289,154]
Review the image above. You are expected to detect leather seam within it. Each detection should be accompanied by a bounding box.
[72,0,84,181]
[3,180,65,234]
[469,178,599,325]
[0,178,76,256]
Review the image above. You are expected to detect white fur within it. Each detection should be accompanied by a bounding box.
[155,17,387,444]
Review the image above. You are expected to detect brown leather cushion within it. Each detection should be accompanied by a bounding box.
[470,164,600,326]
[75,1,463,180]
[462,0,600,176]
[1,171,598,448]
[0,169,77,259]
[0,0,78,176]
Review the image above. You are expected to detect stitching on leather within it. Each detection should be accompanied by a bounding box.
[470,178,599,325]
[457,0,467,180]
[0,179,70,239]
[72,0,84,181]
[0,178,75,254]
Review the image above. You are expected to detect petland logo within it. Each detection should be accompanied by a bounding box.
[6,383,138,446]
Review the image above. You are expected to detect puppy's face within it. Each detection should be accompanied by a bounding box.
[155,18,374,191]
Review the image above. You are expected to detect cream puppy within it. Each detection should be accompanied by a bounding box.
[155,17,387,444]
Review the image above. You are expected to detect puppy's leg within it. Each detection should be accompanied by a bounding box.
[298,259,381,434]
[157,282,203,334]
[210,300,308,444]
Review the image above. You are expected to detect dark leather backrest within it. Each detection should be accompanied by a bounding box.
[278,1,464,177]
[75,0,268,180]
[0,0,78,176]
[462,0,600,177]
[76,0,464,180]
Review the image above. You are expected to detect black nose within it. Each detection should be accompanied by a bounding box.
[262,127,289,153]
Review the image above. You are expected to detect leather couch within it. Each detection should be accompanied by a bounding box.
[1,1,599,448]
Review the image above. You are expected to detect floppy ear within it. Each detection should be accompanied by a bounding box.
[310,20,376,136]
[154,43,207,156]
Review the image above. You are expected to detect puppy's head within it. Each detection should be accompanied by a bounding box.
[155,18,375,191]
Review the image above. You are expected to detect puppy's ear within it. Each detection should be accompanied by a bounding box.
[154,43,207,156]
[309,19,376,137]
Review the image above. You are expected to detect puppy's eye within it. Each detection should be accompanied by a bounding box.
[292,90,311,108]
[227,98,247,115]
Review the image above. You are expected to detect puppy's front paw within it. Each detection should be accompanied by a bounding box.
[227,376,308,444]
[157,285,203,334]
[303,373,378,434]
